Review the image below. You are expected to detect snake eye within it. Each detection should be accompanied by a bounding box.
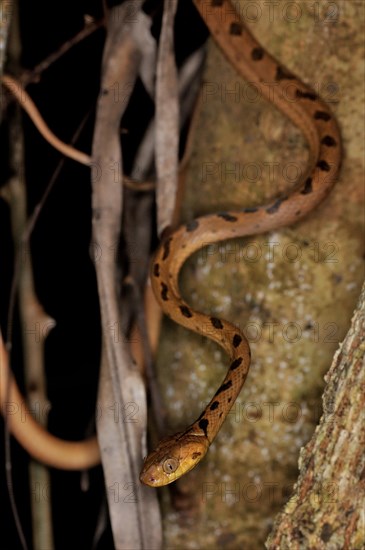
[162,457,179,475]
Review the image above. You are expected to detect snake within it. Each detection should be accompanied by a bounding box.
[0,0,341,475]
[139,0,342,487]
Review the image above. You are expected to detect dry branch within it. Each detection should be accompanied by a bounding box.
[2,2,54,547]
[155,0,179,234]
[0,0,12,78]
[91,2,161,548]
[6,108,55,550]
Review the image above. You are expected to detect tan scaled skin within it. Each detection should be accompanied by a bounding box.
[139,0,342,487]
[140,432,210,486]
[0,0,341,474]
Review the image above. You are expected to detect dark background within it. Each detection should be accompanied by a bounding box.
[0,0,208,548]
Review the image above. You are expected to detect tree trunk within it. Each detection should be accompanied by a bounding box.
[267,282,365,549]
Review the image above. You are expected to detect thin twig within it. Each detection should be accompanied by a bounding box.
[2,74,91,164]
[6,109,91,349]
[3,351,29,550]
[20,18,105,87]
[1,74,155,191]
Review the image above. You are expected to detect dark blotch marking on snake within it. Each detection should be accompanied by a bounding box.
[317,160,331,171]
[321,135,337,147]
[211,317,223,329]
[314,111,331,121]
[192,452,202,460]
[301,177,313,195]
[295,89,317,100]
[276,66,295,81]
[162,237,172,260]
[153,263,160,277]
[233,334,242,347]
[186,220,199,232]
[211,0,224,5]
[230,22,243,35]
[266,196,288,214]
[251,47,264,61]
[243,207,258,213]
[230,358,243,371]
[180,305,193,318]
[210,401,220,411]
[161,283,168,301]
[215,380,233,396]
[217,212,238,222]
[199,418,209,437]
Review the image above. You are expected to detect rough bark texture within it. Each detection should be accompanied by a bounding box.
[267,281,365,549]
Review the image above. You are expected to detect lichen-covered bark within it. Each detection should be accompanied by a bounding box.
[267,282,365,549]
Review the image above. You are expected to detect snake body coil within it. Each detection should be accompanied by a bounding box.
[139,0,341,486]
[0,0,341,478]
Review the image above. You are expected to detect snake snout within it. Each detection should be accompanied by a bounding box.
[139,469,158,486]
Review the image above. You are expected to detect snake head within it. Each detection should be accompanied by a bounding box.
[139,432,210,487]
